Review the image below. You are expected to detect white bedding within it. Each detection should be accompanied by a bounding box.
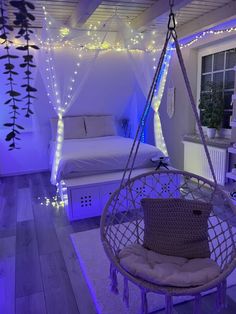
[52,136,164,181]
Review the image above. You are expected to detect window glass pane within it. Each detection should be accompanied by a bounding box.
[200,109,207,126]
[213,51,224,71]
[222,111,232,129]
[202,55,212,73]
[213,72,223,86]
[201,74,211,91]
[225,70,235,89]
[226,48,236,69]
[224,91,234,108]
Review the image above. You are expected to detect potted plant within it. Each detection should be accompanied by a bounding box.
[198,81,225,139]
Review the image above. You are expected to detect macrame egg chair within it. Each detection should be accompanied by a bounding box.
[100,2,236,314]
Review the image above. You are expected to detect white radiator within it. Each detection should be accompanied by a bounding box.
[183,141,228,185]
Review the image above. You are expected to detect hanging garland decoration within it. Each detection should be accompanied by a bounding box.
[0,0,38,150]
[11,0,39,118]
[0,1,22,150]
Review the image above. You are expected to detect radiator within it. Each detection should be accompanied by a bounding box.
[183,141,228,185]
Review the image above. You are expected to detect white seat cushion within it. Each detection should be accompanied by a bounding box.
[119,244,221,287]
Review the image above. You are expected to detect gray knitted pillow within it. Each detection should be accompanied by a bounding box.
[141,198,212,259]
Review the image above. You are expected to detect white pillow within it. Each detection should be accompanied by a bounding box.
[63,116,86,139]
[84,115,116,138]
[50,116,86,140]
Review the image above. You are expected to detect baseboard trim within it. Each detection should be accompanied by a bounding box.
[0,168,50,178]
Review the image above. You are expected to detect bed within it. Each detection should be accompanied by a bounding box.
[49,115,166,220]
[50,115,165,181]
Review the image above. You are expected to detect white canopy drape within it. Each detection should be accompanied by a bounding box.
[38,7,171,184]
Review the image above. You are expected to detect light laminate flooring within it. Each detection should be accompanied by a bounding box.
[0,172,236,314]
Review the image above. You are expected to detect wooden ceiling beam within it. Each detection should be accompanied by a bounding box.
[177,0,236,39]
[130,0,193,30]
[68,0,103,28]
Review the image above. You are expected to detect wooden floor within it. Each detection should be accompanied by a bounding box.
[0,172,236,314]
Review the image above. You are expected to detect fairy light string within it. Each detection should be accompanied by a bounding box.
[42,6,83,184]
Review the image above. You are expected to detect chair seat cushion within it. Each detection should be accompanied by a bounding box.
[119,244,221,287]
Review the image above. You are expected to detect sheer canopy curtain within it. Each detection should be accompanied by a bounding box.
[39,9,117,184]
[109,15,169,153]
[39,10,99,184]
[129,47,170,155]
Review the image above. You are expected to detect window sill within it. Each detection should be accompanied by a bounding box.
[183,133,231,149]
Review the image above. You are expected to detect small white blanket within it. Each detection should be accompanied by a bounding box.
[119,244,221,287]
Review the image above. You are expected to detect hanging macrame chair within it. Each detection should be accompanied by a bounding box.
[100,2,236,314]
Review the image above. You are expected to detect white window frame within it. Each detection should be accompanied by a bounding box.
[197,39,236,138]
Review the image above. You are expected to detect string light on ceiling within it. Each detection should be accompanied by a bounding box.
[37,6,164,53]
[180,26,236,48]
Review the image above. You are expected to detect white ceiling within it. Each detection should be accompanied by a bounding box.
[6,0,236,38]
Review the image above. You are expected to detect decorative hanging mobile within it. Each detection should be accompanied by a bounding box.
[101,1,236,314]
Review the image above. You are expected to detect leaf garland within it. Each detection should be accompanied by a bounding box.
[0,2,22,150]
[0,0,38,150]
[11,0,39,118]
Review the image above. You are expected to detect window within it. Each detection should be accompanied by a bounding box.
[200,48,236,129]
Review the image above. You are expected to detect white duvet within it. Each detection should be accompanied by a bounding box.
[53,136,164,181]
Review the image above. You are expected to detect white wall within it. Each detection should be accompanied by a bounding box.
[159,47,198,170]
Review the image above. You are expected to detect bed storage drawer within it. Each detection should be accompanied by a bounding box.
[62,168,179,221]
[100,182,120,210]
[70,186,101,220]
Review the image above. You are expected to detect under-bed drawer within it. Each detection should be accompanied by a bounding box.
[100,182,120,209]
[70,186,101,220]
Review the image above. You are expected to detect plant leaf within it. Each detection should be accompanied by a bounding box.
[5,131,15,141]
[30,44,39,50]
[27,12,35,21]
[16,46,28,51]
[4,99,12,105]
[16,124,24,130]
[25,1,35,10]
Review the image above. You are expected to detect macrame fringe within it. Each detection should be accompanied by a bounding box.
[109,263,119,294]
[141,288,148,314]
[123,277,129,308]
[216,280,227,311]
[165,295,173,314]
[193,294,201,314]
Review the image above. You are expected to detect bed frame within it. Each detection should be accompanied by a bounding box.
[59,167,179,221]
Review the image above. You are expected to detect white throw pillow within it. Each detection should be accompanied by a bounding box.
[50,116,86,140]
[63,116,86,139]
[84,115,117,138]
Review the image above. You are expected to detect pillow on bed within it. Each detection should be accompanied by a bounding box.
[84,115,116,138]
[63,116,86,139]
[141,198,212,259]
[50,116,86,140]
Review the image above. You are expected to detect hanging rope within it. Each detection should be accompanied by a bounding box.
[119,0,217,188]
